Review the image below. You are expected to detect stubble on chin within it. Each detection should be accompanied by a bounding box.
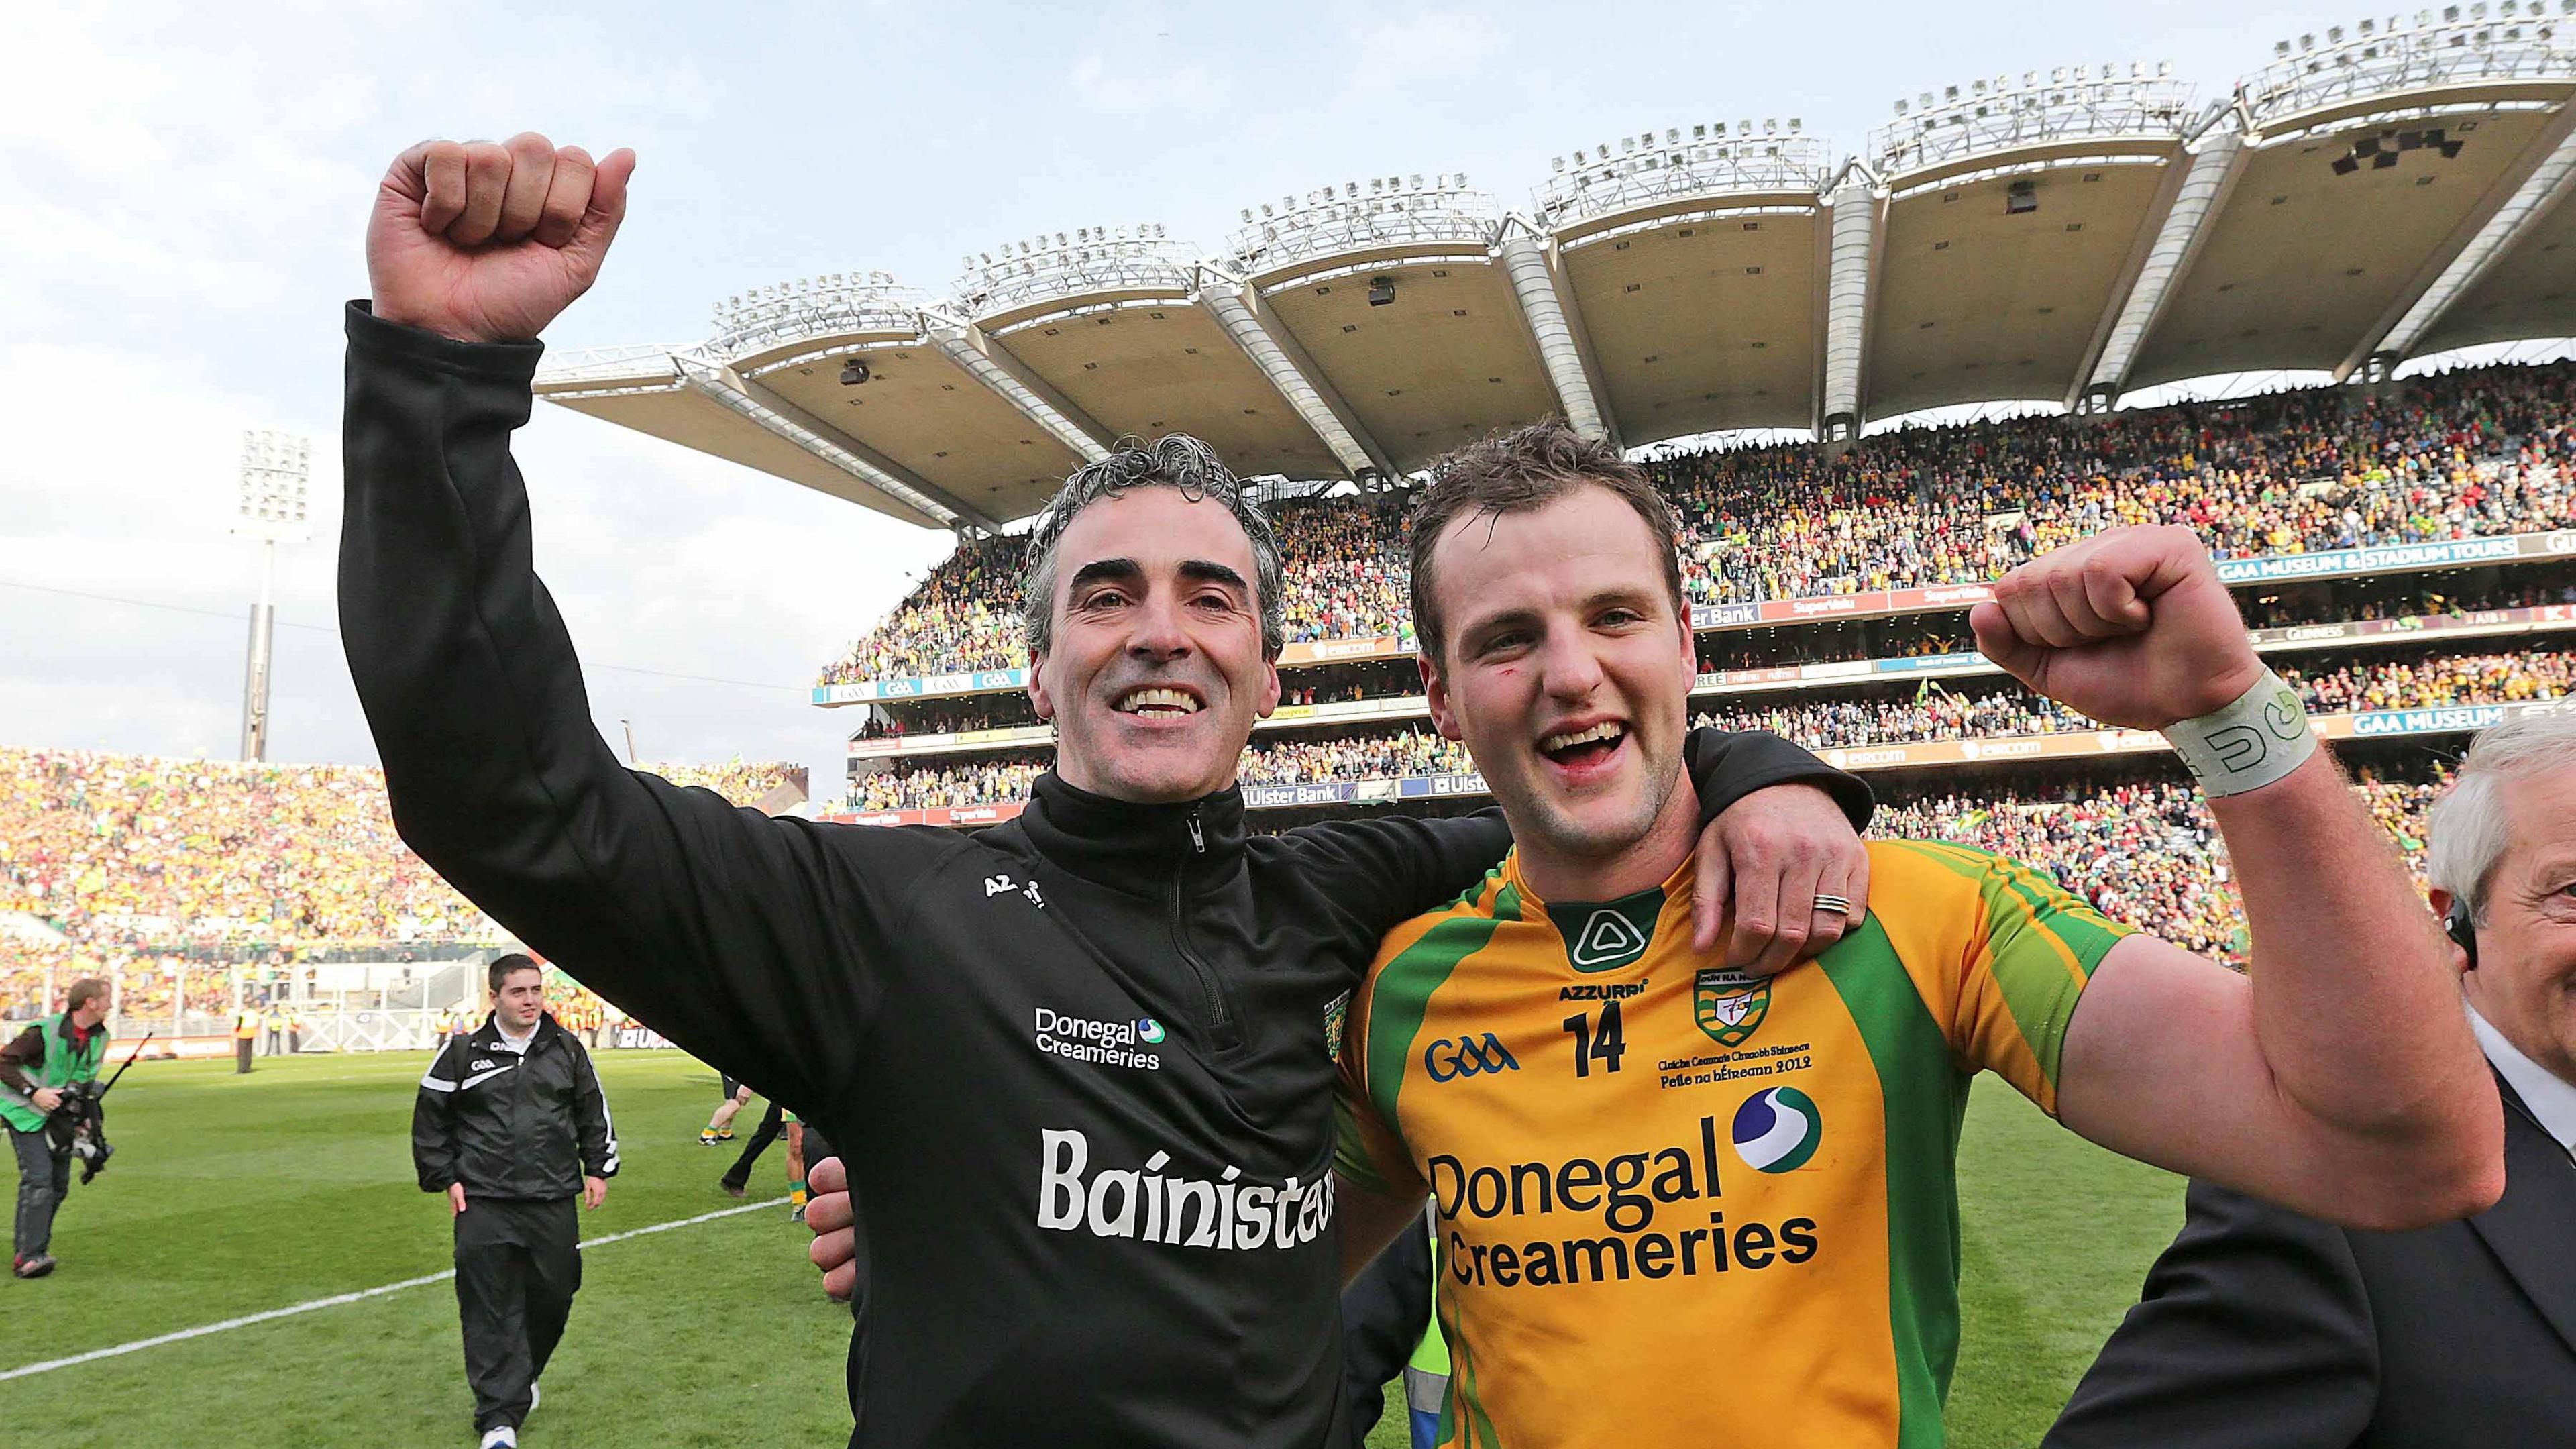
[1515,749,1679,866]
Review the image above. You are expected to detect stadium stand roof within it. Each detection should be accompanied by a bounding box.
[535,10,2576,528]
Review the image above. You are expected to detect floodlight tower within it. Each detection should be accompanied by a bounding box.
[234,429,311,761]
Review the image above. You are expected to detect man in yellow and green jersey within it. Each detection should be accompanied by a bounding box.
[1337,839,2121,1444]
[1331,423,2504,1448]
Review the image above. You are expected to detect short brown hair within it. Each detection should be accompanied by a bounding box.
[1406,420,1686,664]
[488,953,541,994]
[65,978,109,1014]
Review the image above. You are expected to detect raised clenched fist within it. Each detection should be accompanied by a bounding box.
[367,133,635,345]
[1968,524,2265,733]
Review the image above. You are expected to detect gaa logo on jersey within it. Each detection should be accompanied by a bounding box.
[1732,1086,1823,1173]
[1693,967,1770,1047]
[1136,1018,1167,1045]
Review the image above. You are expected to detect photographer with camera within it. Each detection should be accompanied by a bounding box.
[0,977,110,1280]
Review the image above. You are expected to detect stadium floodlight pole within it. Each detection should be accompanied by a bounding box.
[233,430,312,762]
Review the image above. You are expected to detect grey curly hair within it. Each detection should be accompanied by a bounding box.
[1018,434,1285,659]
[2426,707,2576,924]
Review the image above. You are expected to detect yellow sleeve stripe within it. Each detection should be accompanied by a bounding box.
[1874,839,2131,1107]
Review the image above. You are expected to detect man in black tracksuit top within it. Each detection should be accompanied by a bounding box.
[413,954,616,1446]
[345,136,1870,1449]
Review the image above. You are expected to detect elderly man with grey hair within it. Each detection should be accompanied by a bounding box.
[343,131,1874,1449]
[2045,707,2576,1449]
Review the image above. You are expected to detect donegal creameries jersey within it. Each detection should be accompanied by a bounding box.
[1334,839,2133,1449]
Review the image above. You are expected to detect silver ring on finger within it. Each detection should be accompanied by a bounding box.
[1812,894,1853,918]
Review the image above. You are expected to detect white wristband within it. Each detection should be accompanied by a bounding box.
[2161,667,2318,797]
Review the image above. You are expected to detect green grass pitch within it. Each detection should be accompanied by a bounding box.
[9,1053,2182,1447]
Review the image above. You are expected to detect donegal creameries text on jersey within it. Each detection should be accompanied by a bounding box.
[1335,839,2133,1449]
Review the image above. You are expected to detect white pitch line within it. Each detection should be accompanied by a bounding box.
[0,1195,790,1381]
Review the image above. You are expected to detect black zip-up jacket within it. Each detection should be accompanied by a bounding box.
[411,1011,618,1201]
[339,301,1869,1449]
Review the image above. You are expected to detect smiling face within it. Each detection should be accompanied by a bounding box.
[492,967,545,1032]
[1025,486,1281,803]
[2454,766,2576,1086]
[1418,484,1701,897]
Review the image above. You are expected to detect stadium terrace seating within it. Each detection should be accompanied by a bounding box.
[816,360,2576,687]
[1875,777,2440,961]
[0,750,804,1012]
[837,651,2570,810]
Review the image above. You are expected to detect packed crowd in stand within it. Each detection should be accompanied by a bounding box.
[1707,651,2573,748]
[2237,575,2576,627]
[648,757,811,806]
[818,535,1031,683]
[1877,775,2442,963]
[845,576,2576,745]
[1669,366,2576,604]
[0,749,804,1015]
[816,361,2576,687]
[836,649,2571,810]
[1272,498,1413,643]
[1240,730,1472,786]
[2290,651,2576,710]
[845,758,1053,812]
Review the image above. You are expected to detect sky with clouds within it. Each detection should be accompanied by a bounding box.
[0,0,2402,796]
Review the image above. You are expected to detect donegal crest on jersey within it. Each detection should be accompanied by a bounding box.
[1334,839,2132,1449]
[1693,967,1770,1047]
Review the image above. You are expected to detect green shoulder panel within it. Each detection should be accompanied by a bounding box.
[1365,883,1516,1151]
[1820,914,1972,1449]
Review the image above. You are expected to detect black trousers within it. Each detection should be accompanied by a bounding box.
[9,1126,69,1258]
[453,1195,582,1432]
[719,1100,787,1191]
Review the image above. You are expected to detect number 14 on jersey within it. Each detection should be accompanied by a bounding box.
[1562,1000,1628,1078]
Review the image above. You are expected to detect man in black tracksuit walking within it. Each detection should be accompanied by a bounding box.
[346,136,1870,1448]
[413,955,617,1449]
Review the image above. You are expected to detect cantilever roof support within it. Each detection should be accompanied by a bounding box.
[1818,163,1883,441]
[1197,266,1393,479]
[1497,219,1615,444]
[2354,102,2576,376]
[674,354,1003,533]
[922,317,1116,463]
[2077,105,2247,407]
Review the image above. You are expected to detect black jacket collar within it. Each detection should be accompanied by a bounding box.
[1018,771,1246,896]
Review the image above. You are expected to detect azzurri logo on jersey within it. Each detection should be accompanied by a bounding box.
[1424,1033,1519,1081]
[1732,1086,1823,1173]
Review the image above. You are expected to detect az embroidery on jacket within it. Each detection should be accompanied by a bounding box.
[984,873,1046,909]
